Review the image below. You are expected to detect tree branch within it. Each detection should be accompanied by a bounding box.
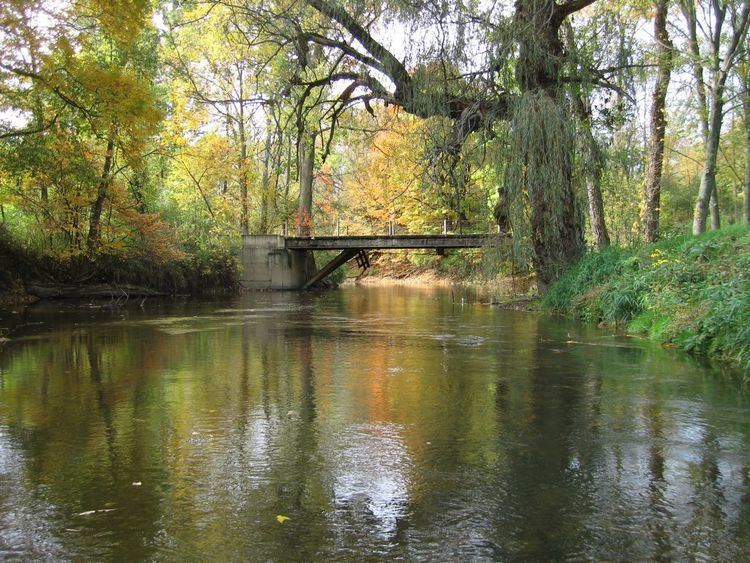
[0,114,59,139]
[554,0,598,22]
[304,0,411,94]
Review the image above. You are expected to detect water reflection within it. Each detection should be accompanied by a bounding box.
[0,286,749,560]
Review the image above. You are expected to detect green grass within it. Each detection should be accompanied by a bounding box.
[542,225,750,377]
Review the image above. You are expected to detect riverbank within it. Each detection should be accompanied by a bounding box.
[542,225,750,378]
[345,250,537,306]
[0,228,240,305]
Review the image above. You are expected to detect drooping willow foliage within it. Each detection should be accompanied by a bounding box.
[503,90,585,285]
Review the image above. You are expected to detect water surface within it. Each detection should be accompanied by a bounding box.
[1,286,749,560]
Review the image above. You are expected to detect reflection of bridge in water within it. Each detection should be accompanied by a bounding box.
[241,234,497,290]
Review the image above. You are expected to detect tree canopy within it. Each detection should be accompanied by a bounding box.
[1,0,749,289]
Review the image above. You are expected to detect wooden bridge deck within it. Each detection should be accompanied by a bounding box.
[286,234,494,251]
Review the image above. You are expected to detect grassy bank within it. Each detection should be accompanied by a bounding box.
[0,226,240,303]
[542,225,750,377]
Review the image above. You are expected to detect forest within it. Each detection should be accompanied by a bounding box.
[0,0,749,297]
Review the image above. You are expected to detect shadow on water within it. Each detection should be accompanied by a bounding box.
[0,287,749,560]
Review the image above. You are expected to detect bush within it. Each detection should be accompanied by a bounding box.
[0,225,240,297]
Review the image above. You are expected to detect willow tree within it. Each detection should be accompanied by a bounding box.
[229,0,602,290]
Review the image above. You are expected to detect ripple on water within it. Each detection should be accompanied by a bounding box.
[1,287,749,560]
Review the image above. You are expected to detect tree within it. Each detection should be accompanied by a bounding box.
[680,0,750,234]
[641,0,674,242]
[239,0,600,289]
[164,1,268,236]
[0,0,162,256]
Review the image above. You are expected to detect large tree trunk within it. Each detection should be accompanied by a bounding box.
[681,0,709,137]
[641,0,673,243]
[514,0,585,292]
[87,131,116,253]
[745,75,750,224]
[586,175,609,249]
[297,131,315,236]
[565,21,610,249]
[710,188,721,229]
[575,99,610,249]
[682,0,750,233]
[682,0,723,233]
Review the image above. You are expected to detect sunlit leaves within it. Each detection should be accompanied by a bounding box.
[80,0,152,47]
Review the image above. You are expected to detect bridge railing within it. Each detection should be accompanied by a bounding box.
[276,218,500,237]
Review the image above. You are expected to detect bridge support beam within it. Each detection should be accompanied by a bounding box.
[241,235,316,290]
[302,248,358,290]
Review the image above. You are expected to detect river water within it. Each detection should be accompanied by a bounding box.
[0,285,749,560]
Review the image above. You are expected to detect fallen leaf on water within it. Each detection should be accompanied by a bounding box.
[132,481,142,486]
[276,515,290,524]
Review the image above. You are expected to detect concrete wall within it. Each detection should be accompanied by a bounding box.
[241,235,317,290]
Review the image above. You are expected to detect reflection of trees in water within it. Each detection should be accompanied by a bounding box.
[683,425,730,557]
[1,294,750,559]
[490,317,594,560]
[87,331,117,473]
[643,400,674,559]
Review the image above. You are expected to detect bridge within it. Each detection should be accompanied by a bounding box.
[241,234,495,290]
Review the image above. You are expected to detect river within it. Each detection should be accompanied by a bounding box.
[0,285,749,560]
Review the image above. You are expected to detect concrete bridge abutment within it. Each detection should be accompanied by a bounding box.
[241,235,316,290]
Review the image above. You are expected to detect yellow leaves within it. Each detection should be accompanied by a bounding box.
[77,64,162,129]
[342,110,441,234]
[166,82,209,144]
[276,515,290,524]
[82,0,152,47]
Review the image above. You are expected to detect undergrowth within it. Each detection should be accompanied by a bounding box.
[543,225,750,378]
[0,225,240,298]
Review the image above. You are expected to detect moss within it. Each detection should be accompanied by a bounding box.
[543,225,750,378]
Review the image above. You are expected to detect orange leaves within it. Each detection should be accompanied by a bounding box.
[117,208,186,264]
[295,210,313,235]
[342,111,441,234]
